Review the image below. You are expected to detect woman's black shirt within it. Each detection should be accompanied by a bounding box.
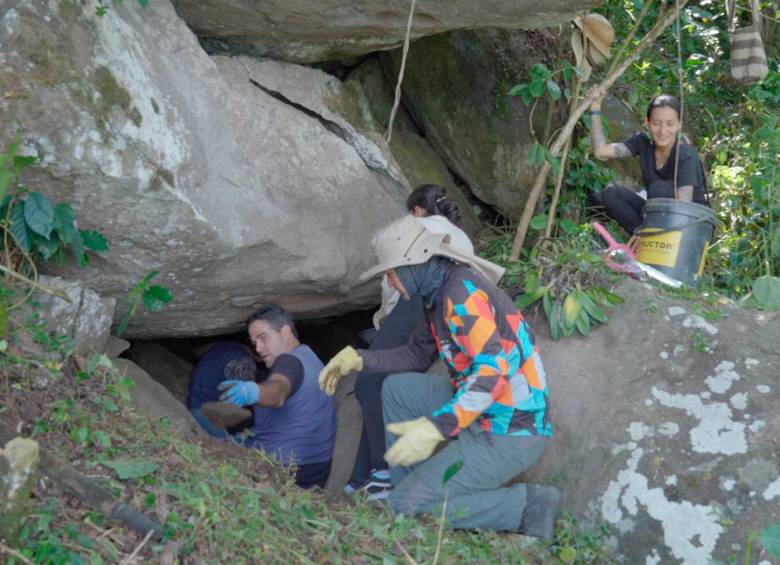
[623,133,708,205]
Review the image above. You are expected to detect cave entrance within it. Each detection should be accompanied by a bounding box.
[123,308,376,407]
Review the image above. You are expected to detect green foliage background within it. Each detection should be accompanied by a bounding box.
[602,0,780,299]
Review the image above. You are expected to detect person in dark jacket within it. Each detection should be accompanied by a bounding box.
[319,216,560,539]
[188,341,259,439]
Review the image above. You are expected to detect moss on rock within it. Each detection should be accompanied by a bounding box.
[380,29,559,215]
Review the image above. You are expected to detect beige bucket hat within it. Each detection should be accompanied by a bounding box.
[359,215,506,283]
[573,13,615,65]
[571,29,593,82]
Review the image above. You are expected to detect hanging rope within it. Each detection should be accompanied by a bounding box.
[673,0,685,198]
[385,0,417,144]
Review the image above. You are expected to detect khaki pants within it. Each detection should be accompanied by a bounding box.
[382,372,550,531]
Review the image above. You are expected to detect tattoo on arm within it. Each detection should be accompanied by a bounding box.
[676,185,693,202]
[591,117,606,152]
[613,143,632,159]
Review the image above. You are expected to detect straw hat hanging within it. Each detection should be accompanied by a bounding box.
[573,13,615,66]
[571,29,593,81]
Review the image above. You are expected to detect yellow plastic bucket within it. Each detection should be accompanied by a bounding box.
[637,198,718,286]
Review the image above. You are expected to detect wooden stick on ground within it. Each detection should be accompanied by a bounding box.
[0,419,164,541]
[0,542,34,564]
[509,1,689,260]
[119,528,155,565]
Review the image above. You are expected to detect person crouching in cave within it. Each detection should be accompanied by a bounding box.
[218,304,336,489]
[319,216,561,539]
[188,341,263,439]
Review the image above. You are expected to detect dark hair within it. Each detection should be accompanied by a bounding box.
[646,94,682,120]
[246,304,298,339]
[405,184,462,225]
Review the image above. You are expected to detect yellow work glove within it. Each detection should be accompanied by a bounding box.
[384,417,445,467]
[318,346,363,395]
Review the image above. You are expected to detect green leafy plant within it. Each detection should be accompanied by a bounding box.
[0,136,109,270]
[712,521,780,565]
[116,270,174,335]
[104,459,159,480]
[432,460,465,565]
[550,510,614,564]
[527,140,562,176]
[513,230,623,340]
[509,63,563,105]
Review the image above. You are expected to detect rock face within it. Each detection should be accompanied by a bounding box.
[33,276,116,356]
[0,437,39,544]
[113,358,207,439]
[381,29,562,216]
[0,0,408,338]
[129,342,194,407]
[170,0,599,64]
[345,59,482,235]
[528,281,780,564]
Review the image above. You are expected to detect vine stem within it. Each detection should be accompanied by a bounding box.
[509,1,689,260]
[544,77,581,238]
[0,263,72,303]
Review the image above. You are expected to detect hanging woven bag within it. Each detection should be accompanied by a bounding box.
[727,0,769,84]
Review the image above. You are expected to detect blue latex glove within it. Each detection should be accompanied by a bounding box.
[218,380,260,407]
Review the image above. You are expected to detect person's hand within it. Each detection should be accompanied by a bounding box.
[628,235,641,254]
[318,346,363,395]
[218,380,260,407]
[587,84,607,110]
[384,417,445,467]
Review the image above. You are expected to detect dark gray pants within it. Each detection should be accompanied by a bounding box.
[382,372,549,531]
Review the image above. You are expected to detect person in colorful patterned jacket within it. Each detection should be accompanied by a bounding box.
[319,215,561,539]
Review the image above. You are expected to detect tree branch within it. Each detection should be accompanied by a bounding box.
[509,1,689,260]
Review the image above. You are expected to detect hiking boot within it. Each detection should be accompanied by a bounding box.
[518,485,562,541]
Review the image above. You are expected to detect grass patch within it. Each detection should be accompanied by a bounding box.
[1,289,613,563]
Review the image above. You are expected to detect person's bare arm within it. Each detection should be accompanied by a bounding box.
[258,373,293,408]
[676,185,693,202]
[588,85,633,161]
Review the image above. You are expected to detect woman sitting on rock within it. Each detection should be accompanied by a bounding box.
[588,87,708,247]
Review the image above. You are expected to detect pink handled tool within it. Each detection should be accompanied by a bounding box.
[592,221,638,274]
[591,221,683,287]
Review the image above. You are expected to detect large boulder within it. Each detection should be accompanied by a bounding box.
[129,342,194,406]
[381,29,562,216]
[32,276,116,357]
[529,281,780,563]
[345,59,482,235]
[169,0,599,64]
[0,0,409,338]
[113,358,207,439]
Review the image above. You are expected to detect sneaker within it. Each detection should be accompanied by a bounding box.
[363,468,392,500]
[343,482,359,495]
[345,469,392,497]
[518,485,562,541]
[368,468,391,486]
[365,484,392,501]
